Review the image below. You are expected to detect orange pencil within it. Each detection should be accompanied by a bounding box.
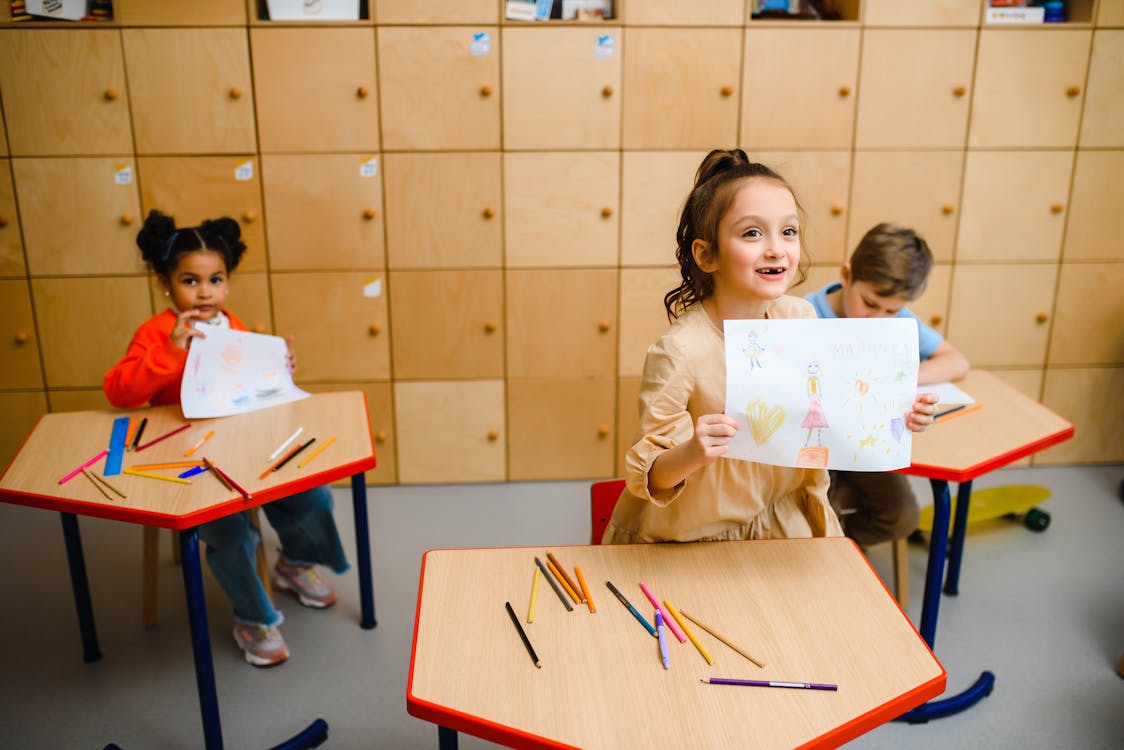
[202,457,233,491]
[935,402,984,423]
[547,559,581,604]
[575,565,595,613]
[131,461,204,471]
[546,552,584,603]
[259,443,303,480]
[123,418,138,451]
[184,430,215,457]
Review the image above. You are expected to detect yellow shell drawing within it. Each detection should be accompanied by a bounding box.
[746,398,785,445]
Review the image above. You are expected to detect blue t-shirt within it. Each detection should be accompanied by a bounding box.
[805,282,943,361]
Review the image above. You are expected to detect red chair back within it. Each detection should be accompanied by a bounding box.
[590,479,626,544]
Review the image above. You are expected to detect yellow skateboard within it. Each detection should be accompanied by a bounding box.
[918,484,1052,533]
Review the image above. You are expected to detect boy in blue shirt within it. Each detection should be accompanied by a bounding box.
[806,223,969,547]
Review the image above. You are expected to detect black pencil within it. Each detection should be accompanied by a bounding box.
[273,437,315,472]
[534,556,573,612]
[130,417,147,451]
[505,601,541,669]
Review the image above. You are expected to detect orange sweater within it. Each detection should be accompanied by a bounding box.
[104,308,247,409]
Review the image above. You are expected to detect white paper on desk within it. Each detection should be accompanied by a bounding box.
[180,327,309,418]
[923,380,975,409]
[723,318,919,471]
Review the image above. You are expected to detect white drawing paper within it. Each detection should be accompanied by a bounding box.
[181,327,309,419]
[924,380,975,409]
[723,318,919,471]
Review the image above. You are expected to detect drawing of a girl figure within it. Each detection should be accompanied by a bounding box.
[743,330,765,370]
[801,360,828,446]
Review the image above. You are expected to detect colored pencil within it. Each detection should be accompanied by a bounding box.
[124,468,191,485]
[131,461,204,471]
[184,429,214,457]
[547,558,581,604]
[639,582,686,643]
[123,417,137,450]
[81,469,113,501]
[268,427,303,460]
[87,470,126,499]
[298,435,336,468]
[664,599,713,665]
[205,459,252,502]
[202,457,233,491]
[534,557,572,612]
[546,552,584,603]
[656,611,670,669]
[574,566,595,613]
[135,423,191,452]
[935,402,984,423]
[130,417,148,451]
[59,450,109,485]
[605,580,656,637]
[179,466,208,479]
[701,678,836,691]
[272,437,314,473]
[505,601,541,669]
[527,566,541,624]
[680,610,765,668]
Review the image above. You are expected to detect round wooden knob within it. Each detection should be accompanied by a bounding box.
[357,85,369,99]
[838,85,851,97]
[14,331,30,345]
[930,315,943,326]
[104,88,119,101]
[720,85,734,98]
[487,429,500,442]
[1066,85,1081,98]
[598,320,612,333]
[119,213,134,226]
[375,429,387,444]
[601,206,613,219]
[241,210,256,223]
[252,324,267,334]
[483,321,497,334]
[830,204,844,216]
[482,207,495,220]
[479,84,493,97]
[0,216,8,228]
[597,425,610,438]
[368,323,381,335]
[941,204,955,216]
[1049,203,1064,214]
[362,208,377,220]
[952,86,966,98]
[1036,313,1049,324]
[228,86,242,100]
[601,85,613,98]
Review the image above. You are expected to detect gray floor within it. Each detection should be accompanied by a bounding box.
[1,465,1121,749]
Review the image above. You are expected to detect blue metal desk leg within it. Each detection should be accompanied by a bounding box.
[898,479,994,723]
[438,726,458,750]
[943,479,974,596]
[351,473,377,630]
[59,512,101,662]
[179,527,224,750]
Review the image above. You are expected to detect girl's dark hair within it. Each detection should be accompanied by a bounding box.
[664,148,809,320]
[136,210,246,277]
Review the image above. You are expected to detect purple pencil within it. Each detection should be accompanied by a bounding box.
[701,677,837,691]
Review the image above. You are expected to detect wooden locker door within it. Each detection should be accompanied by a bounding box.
[0,163,24,275]
[741,28,860,150]
[0,30,133,156]
[618,267,678,378]
[382,152,503,269]
[616,375,641,477]
[504,151,619,268]
[1063,150,1124,262]
[137,156,267,273]
[502,27,621,150]
[622,28,741,150]
[620,151,706,267]
[906,263,953,342]
[855,29,975,149]
[1037,367,1124,465]
[261,153,385,271]
[123,28,256,154]
[1079,30,1124,148]
[388,269,504,380]
[753,150,852,266]
[251,28,380,153]
[13,158,144,276]
[862,0,979,26]
[378,26,500,150]
[507,377,616,481]
[115,0,248,24]
[374,0,498,24]
[394,380,506,484]
[0,391,48,474]
[1048,264,1124,366]
[302,382,397,486]
[624,0,744,25]
[0,280,44,390]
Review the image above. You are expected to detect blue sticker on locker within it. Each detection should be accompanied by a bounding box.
[104,416,130,476]
[595,35,615,59]
[471,32,492,56]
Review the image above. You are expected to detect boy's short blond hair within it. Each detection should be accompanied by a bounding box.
[850,223,933,301]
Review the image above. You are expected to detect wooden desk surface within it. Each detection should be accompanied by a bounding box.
[908,370,1073,483]
[408,539,945,750]
[0,391,375,529]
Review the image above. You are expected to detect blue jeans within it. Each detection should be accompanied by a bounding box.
[198,484,349,627]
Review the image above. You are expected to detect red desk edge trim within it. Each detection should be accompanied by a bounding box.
[900,423,1074,483]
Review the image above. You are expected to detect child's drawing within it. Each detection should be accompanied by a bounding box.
[181,327,308,418]
[724,318,919,471]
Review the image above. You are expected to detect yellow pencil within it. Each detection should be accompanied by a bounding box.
[575,565,595,613]
[664,600,712,665]
[527,566,540,624]
[123,468,192,485]
[130,461,204,471]
[547,559,581,604]
[298,435,337,468]
[184,429,215,457]
[680,609,765,668]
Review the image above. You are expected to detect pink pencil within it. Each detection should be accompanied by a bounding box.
[59,450,109,485]
[639,582,686,643]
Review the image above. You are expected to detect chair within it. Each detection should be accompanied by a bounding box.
[589,478,909,606]
[141,507,271,627]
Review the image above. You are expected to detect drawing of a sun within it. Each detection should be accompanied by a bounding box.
[842,370,883,415]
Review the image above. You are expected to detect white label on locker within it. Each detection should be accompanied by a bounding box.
[471,32,492,56]
[360,157,378,177]
[235,160,254,181]
[363,277,382,298]
[595,35,615,59]
[114,163,133,185]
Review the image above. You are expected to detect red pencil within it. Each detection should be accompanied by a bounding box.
[204,457,252,502]
[135,423,191,452]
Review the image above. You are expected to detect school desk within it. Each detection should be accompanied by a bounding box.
[407,539,946,749]
[899,369,1074,722]
[0,391,377,750]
